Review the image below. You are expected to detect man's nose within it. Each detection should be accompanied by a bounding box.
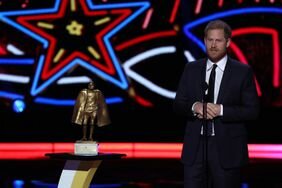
[211,41,216,47]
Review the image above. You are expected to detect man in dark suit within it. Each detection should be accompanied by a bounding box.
[173,20,259,188]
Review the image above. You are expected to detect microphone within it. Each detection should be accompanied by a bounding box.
[202,82,209,121]
[202,82,209,102]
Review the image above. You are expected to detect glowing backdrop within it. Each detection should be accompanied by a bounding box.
[0,0,281,143]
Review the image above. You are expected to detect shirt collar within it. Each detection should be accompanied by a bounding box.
[207,55,227,72]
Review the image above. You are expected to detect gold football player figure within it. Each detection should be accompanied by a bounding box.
[72,81,111,141]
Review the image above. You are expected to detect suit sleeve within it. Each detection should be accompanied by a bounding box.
[222,68,260,122]
[173,64,198,119]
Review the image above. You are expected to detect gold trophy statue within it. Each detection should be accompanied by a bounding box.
[71,81,111,155]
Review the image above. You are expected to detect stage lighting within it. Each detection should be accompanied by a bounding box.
[12,99,26,113]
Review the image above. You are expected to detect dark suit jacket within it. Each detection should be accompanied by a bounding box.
[173,57,260,169]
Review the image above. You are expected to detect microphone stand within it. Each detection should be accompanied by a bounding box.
[202,84,209,188]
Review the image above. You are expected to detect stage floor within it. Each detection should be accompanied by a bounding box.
[0,158,282,188]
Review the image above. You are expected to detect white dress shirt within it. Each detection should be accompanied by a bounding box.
[205,55,227,103]
[201,55,227,136]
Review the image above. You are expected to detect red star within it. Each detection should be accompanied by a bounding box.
[17,0,131,80]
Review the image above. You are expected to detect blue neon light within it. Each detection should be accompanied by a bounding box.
[13,180,25,188]
[12,99,26,113]
[105,97,123,104]
[0,0,61,48]
[34,97,75,106]
[241,183,249,188]
[0,58,34,65]
[183,7,282,52]
[34,96,123,106]
[0,91,24,100]
[30,57,129,96]
[0,0,151,97]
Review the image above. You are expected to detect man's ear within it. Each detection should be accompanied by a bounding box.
[226,38,231,48]
[204,37,207,46]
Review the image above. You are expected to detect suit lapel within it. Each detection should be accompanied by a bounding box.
[217,58,232,104]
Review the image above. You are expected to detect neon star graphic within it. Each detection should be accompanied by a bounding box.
[0,0,150,96]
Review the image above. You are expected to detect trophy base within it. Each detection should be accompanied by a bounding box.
[74,141,99,156]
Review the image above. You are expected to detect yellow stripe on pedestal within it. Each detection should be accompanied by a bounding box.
[58,160,102,188]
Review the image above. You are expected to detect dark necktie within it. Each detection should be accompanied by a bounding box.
[208,64,217,102]
[207,64,217,136]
